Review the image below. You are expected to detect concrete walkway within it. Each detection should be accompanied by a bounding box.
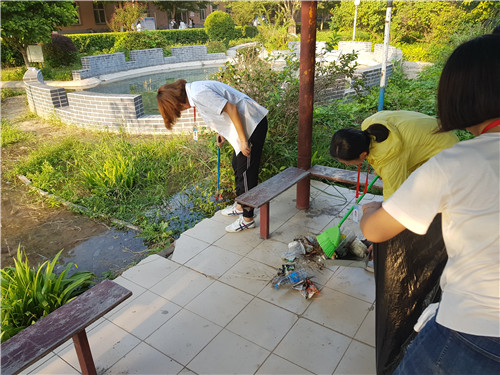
[25,180,383,375]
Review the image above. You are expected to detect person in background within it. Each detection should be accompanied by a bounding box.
[170,18,176,29]
[330,110,458,200]
[157,80,268,233]
[188,18,194,28]
[179,20,187,29]
[361,34,500,374]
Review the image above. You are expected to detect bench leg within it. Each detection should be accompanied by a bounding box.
[260,203,270,239]
[72,330,97,375]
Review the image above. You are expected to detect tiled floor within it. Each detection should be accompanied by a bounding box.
[26,181,383,375]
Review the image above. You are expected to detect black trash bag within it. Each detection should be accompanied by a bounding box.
[374,214,447,375]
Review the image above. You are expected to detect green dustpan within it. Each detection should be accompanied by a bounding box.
[318,175,379,258]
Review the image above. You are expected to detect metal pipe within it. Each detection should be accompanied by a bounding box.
[377,0,393,111]
[296,1,317,210]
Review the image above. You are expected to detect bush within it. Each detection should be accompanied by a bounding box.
[204,11,236,46]
[42,33,78,68]
[1,247,95,343]
[206,40,226,54]
[0,66,27,81]
[1,42,24,67]
[68,33,119,54]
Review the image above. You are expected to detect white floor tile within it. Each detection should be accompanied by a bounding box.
[120,255,179,289]
[226,298,298,351]
[274,319,351,375]
[107,290,181,340]
[303,286,372,337]
[213,229,264,256]
[246,239,288,268]
[181,218,227,244]
[257,282,313,315]
[355,306,376,347]
[58,320,141,373]
[256,354,314,375]
[333,340,376,375]
[28,354,78,374]
[185,281,253,327]
[219,257,276,295]
[105,342,183,375]
[270,219,322,244]
[103,276,147,319]
[146,309,222,366]
[170,235,210,264]
[150,266,214,307]
[184,245,241,278]
[326,266,376,303]
[187,330,270,375]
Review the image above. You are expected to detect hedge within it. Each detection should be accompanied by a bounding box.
[67,29,209,54]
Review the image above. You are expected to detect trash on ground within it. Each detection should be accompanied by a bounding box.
[293,278,320,299]
[283,240,306,261]
[273,266,308,290]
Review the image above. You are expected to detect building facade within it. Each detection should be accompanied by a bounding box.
[59,1,228,34]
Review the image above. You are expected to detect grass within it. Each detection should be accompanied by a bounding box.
[1,119,33,147]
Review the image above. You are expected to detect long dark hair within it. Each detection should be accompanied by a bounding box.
[330,124,389,161]
[437,34,500,131]
[157,79,188,130]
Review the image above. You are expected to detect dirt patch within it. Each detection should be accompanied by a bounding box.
[1,96,119,268]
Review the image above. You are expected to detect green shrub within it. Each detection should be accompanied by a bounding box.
[397,42,432,62]
[234,25,258,38]
[0,66,27,81]
[42,33,78,68]
[67,33,119,54]
[1,247,95,343]
[1,42,24,67]
[204,11,236,46]
[206,40,226,54]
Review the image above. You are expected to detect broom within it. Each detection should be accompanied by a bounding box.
[317,175,379,258]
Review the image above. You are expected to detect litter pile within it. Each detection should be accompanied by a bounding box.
[271,263,319,299]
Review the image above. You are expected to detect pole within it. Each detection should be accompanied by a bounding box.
[353,0,360,41]
[377,1,393,111]
[296,1,317,210]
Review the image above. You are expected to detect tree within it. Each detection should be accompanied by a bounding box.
[107,2,147,32]
[218,1,263,26]
[153,1,209,23]
[0,1,78,67]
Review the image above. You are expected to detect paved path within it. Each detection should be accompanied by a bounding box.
[25,182,382,375]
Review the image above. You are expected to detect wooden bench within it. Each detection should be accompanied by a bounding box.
[308,165,383,190]
[235,165,383,239]
[236,167,310,239]
[1,279,132,375]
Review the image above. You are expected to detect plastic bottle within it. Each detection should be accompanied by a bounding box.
[274,268,308,290]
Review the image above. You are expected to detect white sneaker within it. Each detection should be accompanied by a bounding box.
[225,216,255,232]
[365,260,374,273]
[220,202,243,217]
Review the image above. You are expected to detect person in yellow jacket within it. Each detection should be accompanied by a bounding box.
[330,110,459,199]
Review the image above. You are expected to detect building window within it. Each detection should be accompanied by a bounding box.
[212,4,218,11]
[200,9,206,20]
[93,3,106,25]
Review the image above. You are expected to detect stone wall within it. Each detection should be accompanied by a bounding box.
[73,46,227,80]
[24,68,204,135]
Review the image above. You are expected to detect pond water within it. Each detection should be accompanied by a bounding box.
[85,67,220,114]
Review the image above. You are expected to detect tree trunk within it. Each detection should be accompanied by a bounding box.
[20,46,30,68]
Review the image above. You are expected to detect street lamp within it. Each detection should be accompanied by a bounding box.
[353,0,360,41]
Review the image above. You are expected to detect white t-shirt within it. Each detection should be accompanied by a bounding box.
[383,133,500,337]
[185,81,268,155]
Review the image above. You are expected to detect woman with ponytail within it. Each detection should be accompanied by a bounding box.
[330,110,458,200]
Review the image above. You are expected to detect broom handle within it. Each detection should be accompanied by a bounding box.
[338,174,380,227]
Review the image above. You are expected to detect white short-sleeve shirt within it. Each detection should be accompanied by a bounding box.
[383,133,500,337]
[185,81,268,155]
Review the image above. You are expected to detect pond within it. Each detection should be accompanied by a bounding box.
[85,66,221,114]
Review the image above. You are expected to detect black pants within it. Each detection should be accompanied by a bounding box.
[232,117,268,219]
[374,214,447,375]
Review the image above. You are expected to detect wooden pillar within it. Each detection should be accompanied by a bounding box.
[296,1,317,210]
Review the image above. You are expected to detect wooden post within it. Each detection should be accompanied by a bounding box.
[72,330,97,375]
[296,1,317,210]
